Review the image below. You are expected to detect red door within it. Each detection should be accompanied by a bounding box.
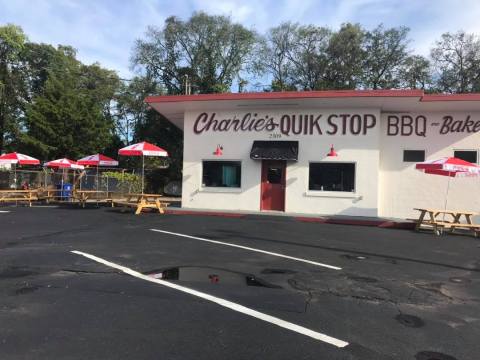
[260,160,286,211]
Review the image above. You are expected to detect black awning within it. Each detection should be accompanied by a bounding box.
[250,141,299,161]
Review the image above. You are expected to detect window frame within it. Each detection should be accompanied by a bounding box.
[307,161,357,194]
[453,149,478,164]
[200,159,243,190]
[403,149,426,163]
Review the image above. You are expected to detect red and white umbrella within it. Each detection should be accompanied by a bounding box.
[77,154,118,192]
[77,154,119,167]
[0,152,40,165]
[416,157,480,216]
[0,152,40,189]
[118,142,168,157]
[45,158,84,170]
[118,141,168,193]
[416,157,480,177]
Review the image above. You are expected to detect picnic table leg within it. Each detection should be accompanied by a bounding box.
[464,214,478,237]
[415,210,427,231]
[135,199,146,215]
[155,199,164,214]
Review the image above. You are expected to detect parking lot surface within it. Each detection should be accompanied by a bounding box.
[1,206,479,359]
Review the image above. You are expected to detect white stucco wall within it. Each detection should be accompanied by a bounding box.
[182,108,381,216]
[379,112,480,219]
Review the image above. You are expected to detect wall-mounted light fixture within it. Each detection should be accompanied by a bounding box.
[213,144,223,156]
[327,144,338,157]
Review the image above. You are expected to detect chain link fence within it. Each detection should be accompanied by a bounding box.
[0,168,141,195]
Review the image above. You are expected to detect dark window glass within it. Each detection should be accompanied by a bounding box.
[267,167,282,184]
[454,150,477,163]
[202,161,241,188]
[403,150,425,162]
[309,163,355,192]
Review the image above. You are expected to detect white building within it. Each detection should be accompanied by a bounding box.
[147,90,480,219]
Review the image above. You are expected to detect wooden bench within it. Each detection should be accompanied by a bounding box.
[111,193,170,215]
[0,190,39,207]
[414,208,479,236]
[73,190,115,208]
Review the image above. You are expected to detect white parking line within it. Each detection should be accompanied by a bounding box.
[71,250,349,348]
[150,229,341,271]
[0,210,10,213]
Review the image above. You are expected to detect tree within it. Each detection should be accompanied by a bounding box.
[132,12,257,94]
[398,55,431,90]
[325,23,366,89]
[431,31,480,93]
[0,24,27,152]
[286,24,331,90]
[115,76,162,144]
[362,25,410,89]
[19,47,120,159]
[254,22,297,91]
[134,109,183,191]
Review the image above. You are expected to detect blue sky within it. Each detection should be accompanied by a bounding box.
[1,0,479,78]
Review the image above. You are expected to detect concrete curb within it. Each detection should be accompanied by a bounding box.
[164,209,415,229]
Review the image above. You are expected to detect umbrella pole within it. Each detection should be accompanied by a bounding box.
[97,165,100,207]
[443,173,452,222]
[142,155,145,194]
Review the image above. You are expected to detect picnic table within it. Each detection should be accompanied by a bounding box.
[414,208,480,236]
[111,193,170,215]
[73,190,114,208]
[0,189,38,206]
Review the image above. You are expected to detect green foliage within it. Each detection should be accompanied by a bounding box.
[0,24,27,151]
[431,31,480,93]
[325,23,365,90]
[398,55,432,89]
[362,24,410,89]
[132,11,257,94]
[18,47,120,159]
[102,171,142,194]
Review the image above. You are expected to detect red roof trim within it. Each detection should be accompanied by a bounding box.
[145,89,424,104]
[421,93,480,102]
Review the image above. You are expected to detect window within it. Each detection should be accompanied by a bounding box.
[202,161,241,188]
[309,163,355,192]
[454,150,477,164]
[403,150,425,162]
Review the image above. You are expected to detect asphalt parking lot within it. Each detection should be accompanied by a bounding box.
[1,206,479,360]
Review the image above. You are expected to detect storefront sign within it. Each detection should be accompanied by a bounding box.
[387,114,480,137]
[194,112,480,137]
[193,112,376,136]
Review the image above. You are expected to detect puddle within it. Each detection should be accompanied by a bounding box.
[0,267,37,279]
[144,266,281,289]
[395,314,424,328]
[448,277,471,284]
[261,268,297,275]
[341,254,368,261]
[15,285,41,295]
[348,275,378,283]
[415,351,457,360]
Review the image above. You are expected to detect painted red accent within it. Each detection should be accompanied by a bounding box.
[213,145,223,156]
[162,208,414,229]
[421,93,480,102]
[164,209,245,218]
[327,144,338,157]
[260,160,286,211]
[146,89,425,104]
[146,90,480,105]
[294,217,415,229]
